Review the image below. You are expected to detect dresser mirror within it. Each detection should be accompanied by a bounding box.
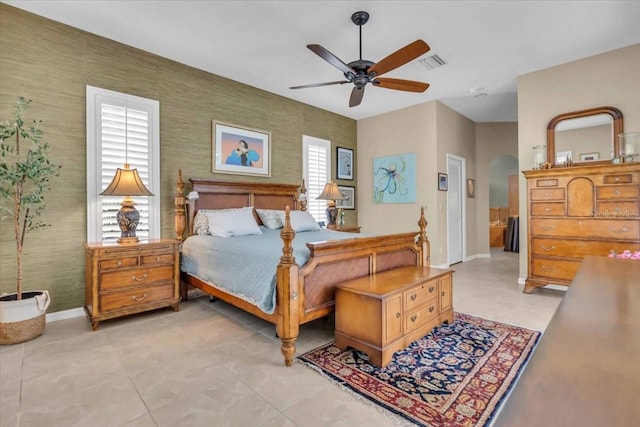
[547,106,623,166]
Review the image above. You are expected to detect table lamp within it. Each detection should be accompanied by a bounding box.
[316,182,344,226]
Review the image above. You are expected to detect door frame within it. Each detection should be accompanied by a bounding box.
[446,153,467,265]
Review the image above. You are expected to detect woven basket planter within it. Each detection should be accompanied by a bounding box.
[0,291,50,345]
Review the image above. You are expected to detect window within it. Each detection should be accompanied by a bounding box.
[302,135,331,223]
[86,86,160,243]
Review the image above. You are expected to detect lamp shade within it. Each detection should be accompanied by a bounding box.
[100,164,154,197]
[316,182,344,201]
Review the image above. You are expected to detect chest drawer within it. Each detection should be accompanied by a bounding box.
[403,280,437,310]
[596,185,639,200]
[404,300,438,333]
[141,253,174,266]
[531,238,640,259]
[595,201,640,219]
[532,218,639,240]
[100,283,175,312]
[531,202,565,216]
[531,257,581,282]
[531,188,565,201]
[603,174,632,184]
[100,265,174,292]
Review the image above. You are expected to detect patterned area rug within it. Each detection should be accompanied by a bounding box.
[298,313,540,427]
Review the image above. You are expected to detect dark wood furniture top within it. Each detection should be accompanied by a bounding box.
[327,224,361,233]
[494,256,640,426]
[174,170,430,366]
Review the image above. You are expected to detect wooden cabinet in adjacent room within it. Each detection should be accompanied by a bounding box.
[84,239,180,330]
[523,163,640,293]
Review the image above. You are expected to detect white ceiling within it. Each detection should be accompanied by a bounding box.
[6,1,640,122]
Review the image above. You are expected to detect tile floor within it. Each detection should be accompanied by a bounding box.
[0,249,564,427]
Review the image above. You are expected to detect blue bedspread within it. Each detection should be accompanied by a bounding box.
[180,228,360,314]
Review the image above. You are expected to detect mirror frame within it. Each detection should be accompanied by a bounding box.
[547,106,623,166]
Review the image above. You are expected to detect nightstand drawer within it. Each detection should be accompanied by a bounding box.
[141,253,174,266]
[100,257,138,271]
[101,265,174,291]
[403,281,437,310]
[100,283,175,312]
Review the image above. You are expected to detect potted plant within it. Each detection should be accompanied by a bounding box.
[0,97,60,344]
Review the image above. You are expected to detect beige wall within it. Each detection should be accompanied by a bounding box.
[517,43,640,281]
[357,101,477,267]
[475,123,518,255]
[0,5,356,312]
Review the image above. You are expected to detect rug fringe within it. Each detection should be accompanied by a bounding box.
[297,359,422,427]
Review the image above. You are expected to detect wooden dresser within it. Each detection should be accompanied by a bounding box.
[83,239,180,330]
[523,163,640,293]
[334,266,453,367]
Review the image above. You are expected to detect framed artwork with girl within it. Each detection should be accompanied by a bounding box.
[213,121,271,177]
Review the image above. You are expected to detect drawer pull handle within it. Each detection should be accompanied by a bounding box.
[540,225,556,231]
[156,256,160,262]
[541,265,555,272]
[544,192,550,197]
[131,293,147,301]
[396,312,401,319]
[410,294,417,301]
[132,274,148,282]
[614,189,621,195]
[410,314,417,322]
[544,207,550,212]
[116,261,122,267]
[442,291,445,297]
[610,227,629,233]
[614,177,621,182]
[428,286,435,293]
[429,306,435,313]
[541,245,556,251]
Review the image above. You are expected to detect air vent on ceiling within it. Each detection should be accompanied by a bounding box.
[419,54,447,70]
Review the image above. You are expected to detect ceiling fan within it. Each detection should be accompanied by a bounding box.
[290,11,431,107]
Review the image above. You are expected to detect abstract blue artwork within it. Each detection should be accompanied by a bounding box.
[373,152,416,203]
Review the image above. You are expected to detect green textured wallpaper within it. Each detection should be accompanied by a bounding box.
[0,4,356,312]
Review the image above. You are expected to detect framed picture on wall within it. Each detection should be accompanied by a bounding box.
[337,147,354,180]
[337,185,355,209]
[438,173,448,191]
[212,121,271,177]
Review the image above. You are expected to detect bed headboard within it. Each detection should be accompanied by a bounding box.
[174,169,307,240]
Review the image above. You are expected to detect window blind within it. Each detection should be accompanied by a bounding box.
[100,105,151,242]
[303,136,331,223]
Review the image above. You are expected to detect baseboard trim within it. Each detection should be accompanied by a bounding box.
[431,263,450,269]
[518,277,526,286]
[46,307,84,323]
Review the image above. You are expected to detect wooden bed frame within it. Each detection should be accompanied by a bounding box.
[174,170,430,366]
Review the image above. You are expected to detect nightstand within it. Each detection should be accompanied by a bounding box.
[327,224,361,233]
[83,239,180,330]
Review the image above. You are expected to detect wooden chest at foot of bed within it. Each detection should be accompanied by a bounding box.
[334,265,454,367]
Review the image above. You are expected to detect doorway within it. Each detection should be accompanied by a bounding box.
[447,154,466,265]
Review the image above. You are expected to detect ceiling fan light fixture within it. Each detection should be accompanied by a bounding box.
[419,54,447,70]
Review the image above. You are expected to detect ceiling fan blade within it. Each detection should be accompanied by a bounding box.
[373,77,430,93]
[349,86,365,107]
[368,40,430,77]
[307,44,355,76]
[290,80,349,89]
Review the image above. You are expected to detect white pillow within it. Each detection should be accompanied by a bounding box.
[255,209,284,229]
[277,210,321,232]
[203,207,262,238]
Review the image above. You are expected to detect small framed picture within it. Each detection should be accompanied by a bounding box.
[438,173,448,191]
[337,185,355,209]
[579,152,600,162]
[555,150,572,165]
[337,147,354,180]
[467,179,475,198]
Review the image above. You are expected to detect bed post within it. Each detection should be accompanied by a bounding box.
[175,169,186,241]
[417,206,430,267]
[276,206,300,367]
[299,179,308,211]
